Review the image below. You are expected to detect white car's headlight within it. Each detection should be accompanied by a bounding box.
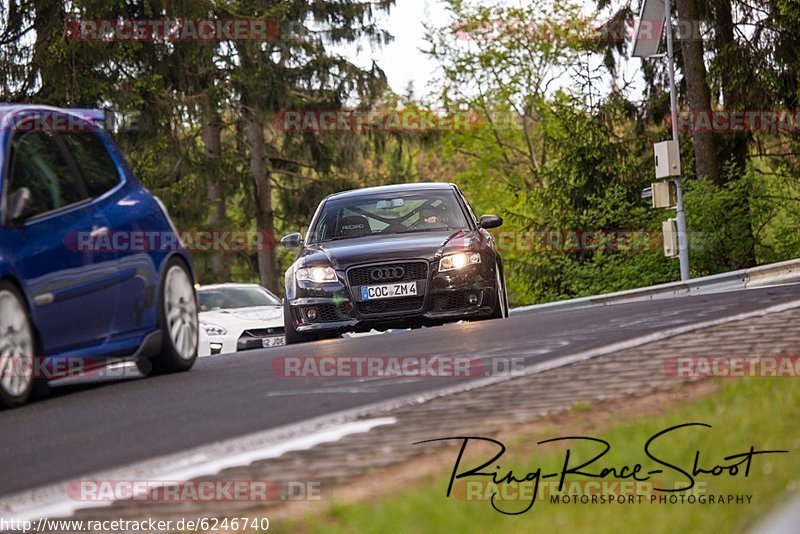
[296,265,337,283]
[439,252,481,272]
[201,322,227,336]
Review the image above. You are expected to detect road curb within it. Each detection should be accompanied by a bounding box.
[6,297,800,524]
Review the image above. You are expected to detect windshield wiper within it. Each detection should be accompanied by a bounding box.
[395,227,461,234]
[312,235,366,244]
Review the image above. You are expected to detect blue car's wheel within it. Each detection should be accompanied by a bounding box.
[145,259,198,374]
[0,282,36,408]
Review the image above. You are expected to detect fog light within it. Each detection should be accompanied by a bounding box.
[467,293,479,305]
[306,308,318,320]
[209,342,223,355]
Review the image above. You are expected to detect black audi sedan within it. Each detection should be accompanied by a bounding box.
[280,183,507,343]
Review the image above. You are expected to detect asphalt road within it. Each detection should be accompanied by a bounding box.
[1,284,799,497]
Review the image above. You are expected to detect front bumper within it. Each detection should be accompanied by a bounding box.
[235,327,286,351]
[287,258,499,334]
[200,327,285,356]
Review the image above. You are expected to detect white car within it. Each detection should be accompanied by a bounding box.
[197,283,285,356]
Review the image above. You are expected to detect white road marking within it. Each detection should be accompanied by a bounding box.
[0,417,395,522]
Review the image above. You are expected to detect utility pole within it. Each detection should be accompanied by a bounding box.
[633,0,690,281]
[664,0,690,281]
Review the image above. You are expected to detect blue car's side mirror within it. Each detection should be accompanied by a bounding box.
[7,187,32,224]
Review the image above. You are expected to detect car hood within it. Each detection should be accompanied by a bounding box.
[199,305,284,328]
[298,229,488,268]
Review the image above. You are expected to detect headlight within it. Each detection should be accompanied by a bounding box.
[296,265,338,283]
[439,252,481,272]
[201,322,227,336]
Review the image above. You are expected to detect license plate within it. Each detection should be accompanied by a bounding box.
[262,336,285,348]
[360,281,418,300]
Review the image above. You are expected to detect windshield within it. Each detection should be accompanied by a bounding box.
[308,190,470,243]
[198,286,281,311]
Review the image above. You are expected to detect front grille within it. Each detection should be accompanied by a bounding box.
[357,296,425,315]
[237,327,286,351]
[303,303,348,323]
[433,291,483,312]
[243,327,284,337]
[347,261,428,287]
[348,261,429,316]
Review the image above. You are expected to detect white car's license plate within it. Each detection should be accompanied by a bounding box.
[262,336,285,348]
[361,281,418,300]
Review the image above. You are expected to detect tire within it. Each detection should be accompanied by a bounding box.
[490,264,509,319]
[146,258,198,375]
[0,282,37,408]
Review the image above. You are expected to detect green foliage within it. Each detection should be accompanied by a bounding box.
[3,0,799,302]
[276,378,800,533]
[683,171,757,275]
[424,3,678,305]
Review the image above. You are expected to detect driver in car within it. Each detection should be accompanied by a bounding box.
[418,207,441,227]
[416,204,458,230]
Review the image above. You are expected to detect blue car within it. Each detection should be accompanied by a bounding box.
[0,105,199,408]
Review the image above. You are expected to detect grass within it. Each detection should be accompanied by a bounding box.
[275,378,800,533]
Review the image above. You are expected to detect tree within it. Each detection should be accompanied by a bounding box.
[423,1,676,304]
[227,0,393,292]
[674,0,721,185]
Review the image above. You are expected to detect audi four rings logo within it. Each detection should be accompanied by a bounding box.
[370,266,405,281]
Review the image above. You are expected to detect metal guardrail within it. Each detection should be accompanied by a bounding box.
[511,257,800,316]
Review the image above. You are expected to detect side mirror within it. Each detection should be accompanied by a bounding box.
[280,232,303,248]
[7,187,32,223]
[478,214,503,229]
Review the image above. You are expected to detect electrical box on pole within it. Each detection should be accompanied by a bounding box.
[654,140,681,178]
[651,181,677,208]
[662,218,679,257]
